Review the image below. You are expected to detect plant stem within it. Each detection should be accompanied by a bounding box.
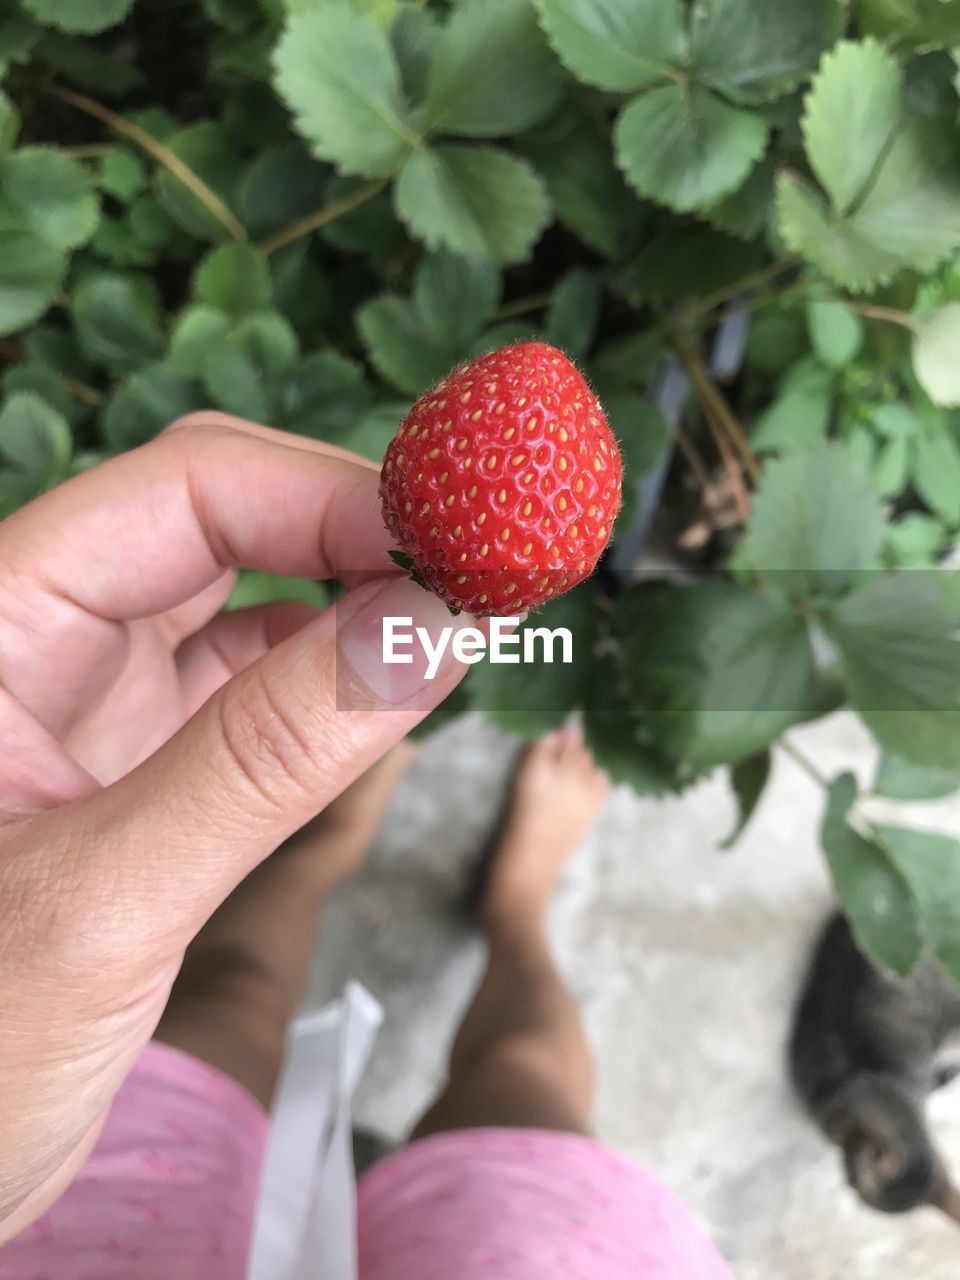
[671,336,761,479]
[674,426,712,492]
[778,737,830,789]
[61,143,114,158]
[62,376,103,407]
[258,179,387,256]
[711,412,751,519]
[495,290,552,321]
[686,256,797,323]
[847,302,920,333]
[47,84,247,242]
[0,338,103,406]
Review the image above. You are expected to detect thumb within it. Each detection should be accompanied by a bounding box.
[35,575,475,959]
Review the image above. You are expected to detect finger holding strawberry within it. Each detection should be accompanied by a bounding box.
[379,342,623,617]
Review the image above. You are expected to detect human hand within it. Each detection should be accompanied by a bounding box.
[0,414,473,1239]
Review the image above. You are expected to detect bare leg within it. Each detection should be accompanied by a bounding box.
[413,727,609,1139]
[155,743,417,1108]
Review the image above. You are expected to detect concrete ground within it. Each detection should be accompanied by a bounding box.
[309,710,960,1277]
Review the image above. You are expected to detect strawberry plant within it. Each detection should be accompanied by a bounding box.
[1,0,960,982]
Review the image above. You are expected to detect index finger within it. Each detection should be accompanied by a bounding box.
[0,416,394,621]
[0,417,397,732]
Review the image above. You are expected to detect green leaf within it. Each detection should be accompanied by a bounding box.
[806,302,864,369]
[227,570,329,612]
[168,304,231,379]
[266,243,331,335]
[590,331,664,392]
[615,84,768,213]
[804,39,903,218]
[470,586,599,737]
[782,42,960,291]
[20,0,133,34]
[847,121,960,275]
[391,3,439,103]
[468,321,541,359]
[127,197,175,249]
[874,753,960,801]
[878,824,960,983]
[357,296,456,395]
[745,307,809,377]
[777,178,893,294]
[821,773,922,978]
[519,117,631,257]
[317,175,408,262]
[0,391,70,483]
[73,273,165,372]
[203,0,263,32]
[913,303,960,407]
[424,0,561,137]
[913,430,960,525]
[0,469,35,519]
[582,655,692,795]
[618,223,762,306]
[102,366,203,451]
[194,243,272,318]
[873,433,911,497]
[272,4,414,178]
[885,512,947,566]
[3,361,74,423]
[237,143,328,238]
[34,28,141,95]
[546,269,600,362]
[721,750,772,849]
[532,0,686,93]
[98,149,146,202]
[750,358,834,451]
[90,213,152,267]
[413,252,500,350]
[0,229,64,336]
[690,0,843,104]
[155,122,243,242]
[24,324,90,379]
[0,147,99,249]
[395,143,550,264]
[0,89,19,154]
[702,154,775,240]
[744,444,885,599]
[277,351,373,439]
[859,0,960,48]
[616,581,816,768]
[202,310,300,421]
[607,394,671,534]
[825,571,960,768]
[870,402,919,439]
[342,399,408,462]
[0,4,40,67]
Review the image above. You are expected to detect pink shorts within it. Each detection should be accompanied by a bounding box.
[0,1043,732,1279]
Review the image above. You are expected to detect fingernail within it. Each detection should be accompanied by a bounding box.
[338,577,477,707]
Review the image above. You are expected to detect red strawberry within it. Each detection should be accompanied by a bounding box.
[379,342,622,617]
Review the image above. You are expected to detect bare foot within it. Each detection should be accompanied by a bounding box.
[481,726,609,929]
[279,740,419,892]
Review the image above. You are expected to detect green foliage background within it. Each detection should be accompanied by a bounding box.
[2,0,960,982]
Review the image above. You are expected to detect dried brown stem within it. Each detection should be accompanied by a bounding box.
[258,179,388,256]
[47,84,247,242]
[673,337,761,480]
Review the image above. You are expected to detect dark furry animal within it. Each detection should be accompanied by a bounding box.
[790,912,960,1222]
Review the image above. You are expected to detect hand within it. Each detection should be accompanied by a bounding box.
[0,414,472,1240]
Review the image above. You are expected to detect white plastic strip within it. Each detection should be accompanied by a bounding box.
[247,982,384,1280]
